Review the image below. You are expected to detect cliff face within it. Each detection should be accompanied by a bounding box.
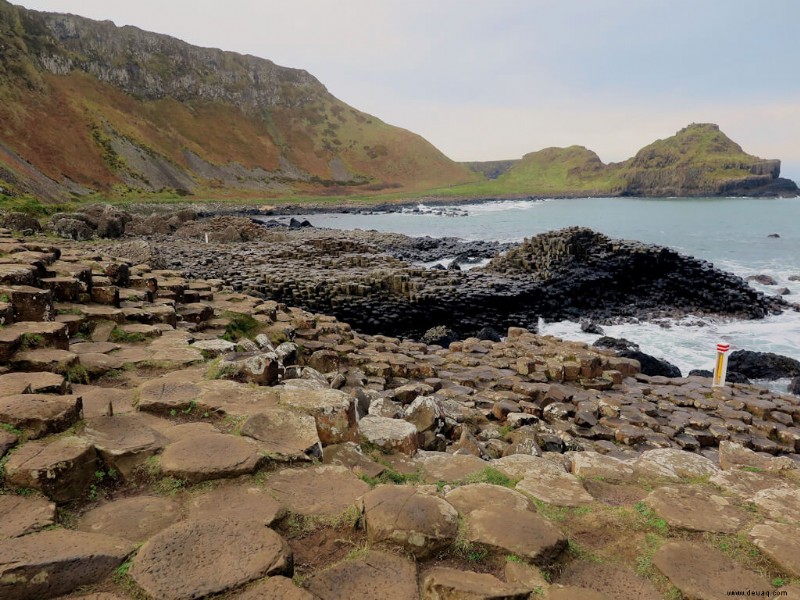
[0,1,478,202]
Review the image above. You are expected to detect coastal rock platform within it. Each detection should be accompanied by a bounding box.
[0,227,799,599]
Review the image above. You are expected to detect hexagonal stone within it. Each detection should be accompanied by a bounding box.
[82,414,167,480]
[0,394,83,439]
[654,541,770,600]
[11,349,78,374]
[5,437,97,502]
[753,486,800,523]
[187,482,286,526]
[748,522,800,577]
[322,442,386,479]
[516,470,594,508]
[568,451,636,482]
[447,483,534,515]
[137,375,201,414]
[0,372,69,397]
[159,432,262,483]
[130,520,292,600]
[420,452,487,483]
[633,448,719,481]
[548,585,613,600]
[76,496,180,543]
[73,385,137,418]
[709,469,792,502]
[306,550,418,600]
[362,485,458,558]
[0,494,56,538]
[645,486,748,533]
[278,387,358,444]
[491,454,568,480]
[358,415,419,455]
[240,409,322,462]
[558,562,661,600]
[0,529,134,600]
[234,576,315,599]
[265,465,370,517]
[422,568,530,599]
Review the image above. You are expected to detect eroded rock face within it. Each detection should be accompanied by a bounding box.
[130,520,292,600]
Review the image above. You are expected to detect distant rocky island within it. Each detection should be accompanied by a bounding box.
[0,0,796,207]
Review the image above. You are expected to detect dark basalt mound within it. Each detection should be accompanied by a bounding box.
[593,337,682,378]
[687,369,751,384]
[727,350,800,380]
[142,223,788,340]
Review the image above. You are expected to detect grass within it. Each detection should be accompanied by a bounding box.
[18,333,43,351]
[221,311,263,342]
[451,517,488,563]
[359,468,423,488]
[109,327,147,343]
[62,363,90,384]
[280,505,363,538]
[461,467,518,488]
[205,358,239,381]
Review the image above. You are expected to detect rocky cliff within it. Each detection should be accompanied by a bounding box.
[0,1,477,202]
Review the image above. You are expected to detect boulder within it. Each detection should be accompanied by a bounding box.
[278,387,358,444]
[217,351,281,385]
[240,409,322,461]
[592,337,681,378]
[746,274,778,285]
[0,529,134,600]
[422,326,459,347]
[727,349,800,380]
[359,415,419,455]
[130,520,292,600]
[361,485,458,558]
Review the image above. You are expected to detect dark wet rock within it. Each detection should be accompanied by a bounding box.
[593,337,681,378]
[688,369,750,384]
[728,349,800,380]
[746,274,778,285]
[789,377,800,396]
[475,326,502,342]
[421,326,459,347]
[580,320,604,335]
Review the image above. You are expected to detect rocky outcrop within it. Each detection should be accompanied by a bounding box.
[728,350,800,380]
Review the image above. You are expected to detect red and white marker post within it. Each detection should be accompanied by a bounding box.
[712,343,731,387]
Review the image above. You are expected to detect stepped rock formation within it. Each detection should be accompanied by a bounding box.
[0,1,477,202]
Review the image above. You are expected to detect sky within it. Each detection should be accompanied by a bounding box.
[19,0,800,182]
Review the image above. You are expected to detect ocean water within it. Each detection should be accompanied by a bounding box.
[292,197,800,378]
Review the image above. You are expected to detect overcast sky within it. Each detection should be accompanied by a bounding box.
[19,0,800,181]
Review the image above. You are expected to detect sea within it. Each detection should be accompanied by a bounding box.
[287,197,800,389]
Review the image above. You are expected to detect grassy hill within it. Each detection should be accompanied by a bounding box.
[0,0,478,204]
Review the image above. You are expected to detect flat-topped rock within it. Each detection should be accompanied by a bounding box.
[633,448,720,480]
[69,341,121,355]
[278,387,358,444]
[137,374,202,413]
[0,393,83,439]
[72,385,136,418]
[187,482,285,525]
[558,562,661,600]
[322,442,386,478]
[79,352,126,376]
[240,409,322,461]
[0,529,134,600]
[420,452,487,483]
[748,522,800,577]
[568,451,636,482]
[422,567,530,600]
[5,436,97,502]
[358,415,419,455]
[305,550,419,600]
[491,454,568,480]
[645,485,748,533]
[77,496,180,543]
[654,540,771,600]
[516,469,594,507]
[753,486,800,522]
[265,465,370,517]
[83,413,167,480]
[446,483,534,515]
[0,371,68,397]
[709,469,792,502]
[361,485,458,558]
[0,494,56,538]
[159,432,262,483]
[130,519,292,600]
[548,585,614,600]
[11,348,79,374]
[235,576,316,600]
